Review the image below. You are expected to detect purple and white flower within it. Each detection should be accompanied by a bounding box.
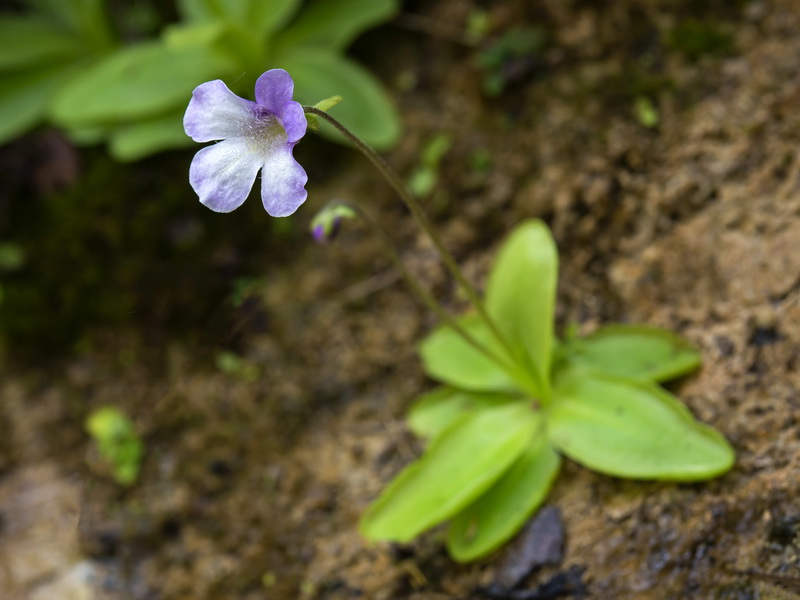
[184,69,308,217]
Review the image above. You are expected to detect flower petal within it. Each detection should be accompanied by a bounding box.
[184,80,258,143]
[279,100,307,143]
[189,138,263,213]
[254,69,295,115]
[260,144,308,217]
[254,69,306,147]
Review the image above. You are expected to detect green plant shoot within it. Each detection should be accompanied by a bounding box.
[85,405,144,486]
[360,219,734,562]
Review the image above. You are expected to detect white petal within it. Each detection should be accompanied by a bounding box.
[184,80,259,143]
[260,144,308,217]
[189,138,263,213]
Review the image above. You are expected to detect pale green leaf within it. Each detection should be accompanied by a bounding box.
[408,387,526,440]
[276,0,398,50]
[360,403,538,542]
[486,219,558,400]
[26,0,106,34]
[108,109,193,162]
[64,124,108,145]
[237,0,300,36]
[0,64,76,144]
[163,21,227,49]
[175,0,224,22]
[0,17,83,71]
[50,41,235,126]
[447,435,560,562]
[177,0,300,36]
[419,313,524,394]
[548,373,734,480]
[559,324,701,382]
[313,94,342,112]
[276,48,400,150]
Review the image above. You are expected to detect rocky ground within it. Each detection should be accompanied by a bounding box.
[1,0,799,599]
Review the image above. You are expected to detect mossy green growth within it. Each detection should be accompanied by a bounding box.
[666,19,734,60]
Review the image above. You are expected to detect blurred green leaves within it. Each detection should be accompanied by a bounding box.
[0,0,113,145]
[0,0,401,159]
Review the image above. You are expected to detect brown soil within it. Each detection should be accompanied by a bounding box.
[2,1,800,599]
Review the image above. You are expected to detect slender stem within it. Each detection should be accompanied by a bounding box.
[303,106,519,364]
[339,201,523,378]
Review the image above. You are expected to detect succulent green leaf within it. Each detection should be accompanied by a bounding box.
[175,0,219,21]
[420,312,524,394]
[277,48,400,150]
[108,109,193,162]
[486,219,558,400]
[229,0,300,36]
[25,0,81,28]
[0,17,83,71]
[559,324,701,383]
[163,21,227,49]
[548,372,734,480]
[26,0,109,39]
[360,403,538,542]
[276,0,398,50]
[0,64,77,144]
[447,434,560,562]
[408,387,526,440]
[177,0,300,35]
[64,123,108,145]
[50,41,235,126]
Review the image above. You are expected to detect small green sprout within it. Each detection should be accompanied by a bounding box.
[466,9,489,44]
[635,95,660,128]
[0,243,25,271]
[215,350,260,382]
[408,133,452,198]
[360,219,734,562]
[666,19,734,61]
[478,27,546,96]
[85,406,144,486]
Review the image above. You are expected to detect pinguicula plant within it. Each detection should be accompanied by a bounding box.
[183,69,735,562]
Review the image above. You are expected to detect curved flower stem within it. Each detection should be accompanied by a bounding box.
[339,201,525,379]
[303,106,519,364]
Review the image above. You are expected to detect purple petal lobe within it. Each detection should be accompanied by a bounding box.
[260,144,308,217]
[189,138,263,213]
[280,101,307,143]
[255,69,295,116]
[184,80,258,143]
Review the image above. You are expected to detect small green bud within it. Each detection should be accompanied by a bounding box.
[310,203,357,244]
